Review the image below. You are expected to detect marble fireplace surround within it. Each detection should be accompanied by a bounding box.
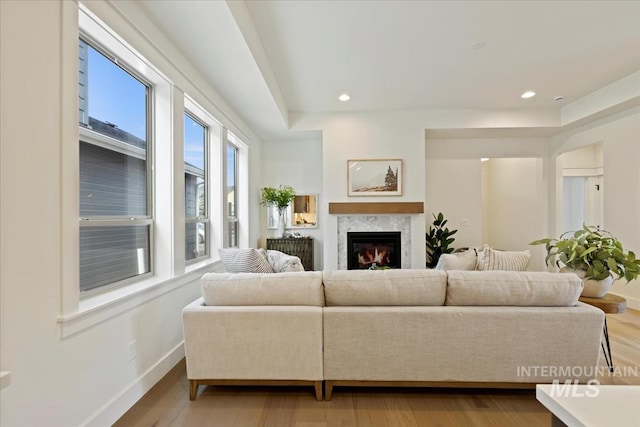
[337,215,411,270]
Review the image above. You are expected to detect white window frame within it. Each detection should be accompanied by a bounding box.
[225,138,239,248]
[224,131,248,249]
[183,95,223,271]
[59,5,178,337]
[183,111,208,263]
[78,37,154,296]
[184,106,215,264]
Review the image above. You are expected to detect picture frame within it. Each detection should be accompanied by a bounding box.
[347,159,402,196]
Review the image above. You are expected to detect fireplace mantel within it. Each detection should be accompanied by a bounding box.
[328,202,424,215]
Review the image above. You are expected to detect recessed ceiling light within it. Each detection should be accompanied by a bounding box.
[338,93,351,102]
[554,96,565,101]
[481,158,490,162]
[471,42,486,50]
[521,91,536,99]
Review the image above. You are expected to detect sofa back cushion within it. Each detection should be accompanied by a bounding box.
[323,269,447,306]
[201,271,324,306]
[445,270,583,306]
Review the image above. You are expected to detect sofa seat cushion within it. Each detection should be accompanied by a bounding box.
[445,271,583,306]
[201,271,324,306]
[323,269,447,306]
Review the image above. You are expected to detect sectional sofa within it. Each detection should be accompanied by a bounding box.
[182,269,604,400]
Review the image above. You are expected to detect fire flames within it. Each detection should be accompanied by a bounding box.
[357,245,392,268]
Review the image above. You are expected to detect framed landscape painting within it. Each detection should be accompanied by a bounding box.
[347,159,402,196]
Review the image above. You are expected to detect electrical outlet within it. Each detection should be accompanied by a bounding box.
[460,218,469,227]
[128,340,136,361]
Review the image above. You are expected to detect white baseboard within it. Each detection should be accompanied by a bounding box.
[83,341,185,427]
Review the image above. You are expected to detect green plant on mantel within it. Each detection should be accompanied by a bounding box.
[259,185,296,216]
[425,212,457,268]
[530,225,640,282]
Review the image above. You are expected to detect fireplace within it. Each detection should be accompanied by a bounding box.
[347,231,401,270]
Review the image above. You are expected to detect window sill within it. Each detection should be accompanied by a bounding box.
[57,260,223,338]
[186,256,221,274]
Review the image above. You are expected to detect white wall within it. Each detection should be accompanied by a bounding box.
[0,1,262,426]
[425,155,482,249]
[482,158,546,270]
[559,144,603,170]
[425,137,548,269]
[316,113,427,270]
[259,139,324,270]
[551,108,640,309]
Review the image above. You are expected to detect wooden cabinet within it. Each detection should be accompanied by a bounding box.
[266,238,314,271]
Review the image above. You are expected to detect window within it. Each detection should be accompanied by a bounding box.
[225,134,239,248]
[63,5,254,335]
[184,113,208,261]
[78,38,152,293]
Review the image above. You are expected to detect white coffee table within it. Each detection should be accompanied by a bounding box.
[536,384,640,426]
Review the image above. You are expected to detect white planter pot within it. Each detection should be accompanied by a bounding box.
[561,267,614,298]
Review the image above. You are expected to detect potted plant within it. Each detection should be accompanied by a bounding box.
[530,225,640,297]
[425,212,457,268]
[260,185,296,237]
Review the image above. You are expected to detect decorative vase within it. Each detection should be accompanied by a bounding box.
[277,210,286,238]
[561,267,614,298]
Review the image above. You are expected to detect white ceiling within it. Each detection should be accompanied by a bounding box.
[137,1,640,141]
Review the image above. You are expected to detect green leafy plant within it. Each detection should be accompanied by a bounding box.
[259,185,296,216]
[530,225,640,282]
[368,263,391,270]
[425,212,458,268]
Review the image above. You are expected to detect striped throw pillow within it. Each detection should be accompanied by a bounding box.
[476,247,530,271]
[218,248,274,273]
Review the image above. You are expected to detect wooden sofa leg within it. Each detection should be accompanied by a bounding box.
[325,381,333,401]
[314,381,323,401]
[189,380,199,401]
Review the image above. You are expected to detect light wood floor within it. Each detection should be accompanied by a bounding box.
[115,309,639,427]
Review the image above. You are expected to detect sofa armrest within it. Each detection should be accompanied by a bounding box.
[182,301,323,381]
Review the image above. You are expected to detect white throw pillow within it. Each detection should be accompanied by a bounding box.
[265,249,305,272]
[476,246,530,271]
[217,248,274,273]
[435,249,477,271]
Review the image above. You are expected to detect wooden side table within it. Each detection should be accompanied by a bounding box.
[578,293,626,372]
